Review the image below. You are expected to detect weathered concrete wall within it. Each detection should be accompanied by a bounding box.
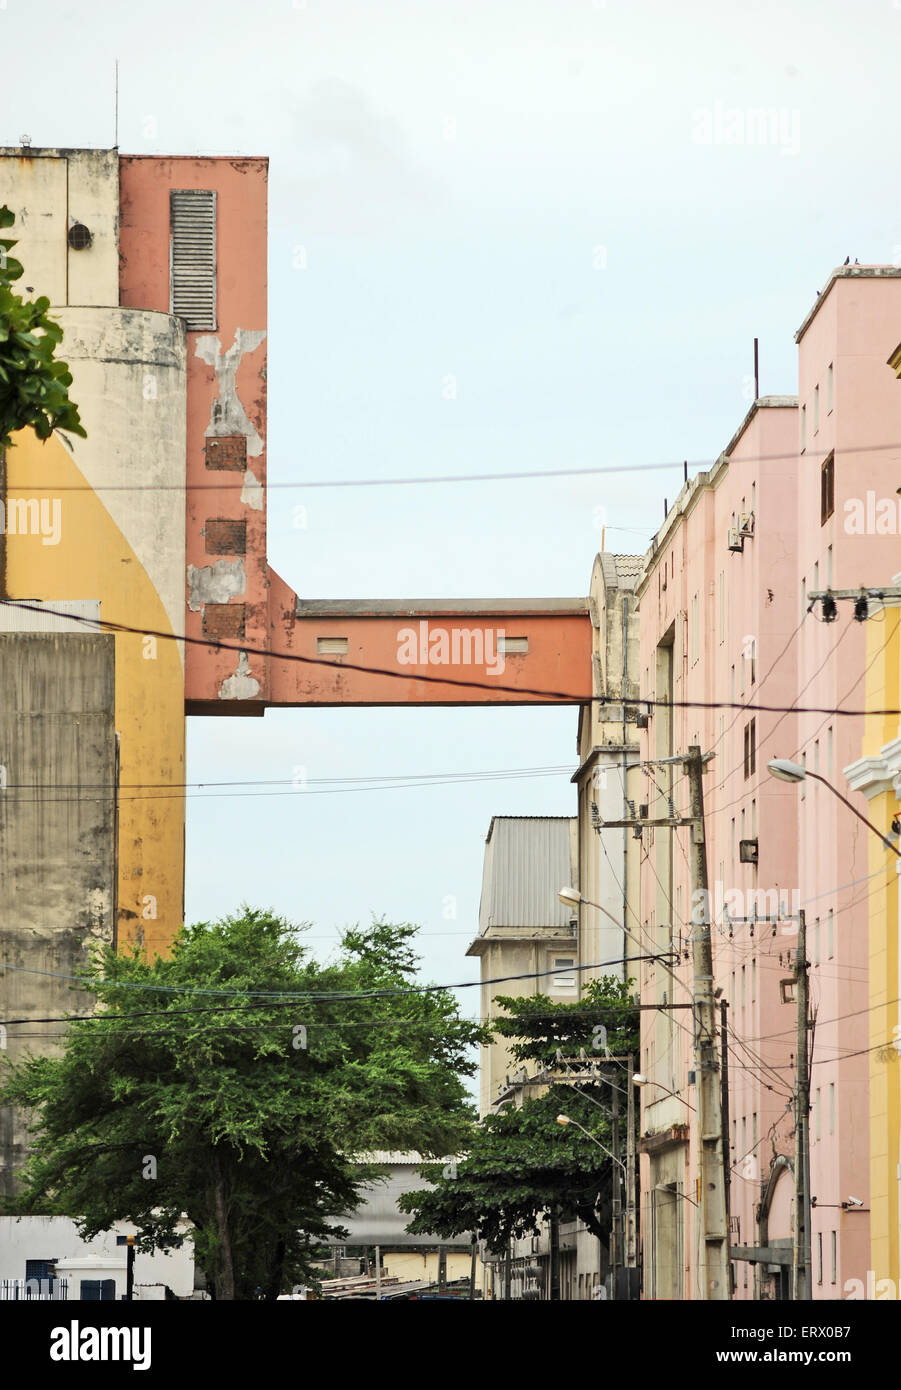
[0,633,116,1196]
[0,148,120,307]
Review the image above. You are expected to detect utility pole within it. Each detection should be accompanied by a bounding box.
[611,1076,621,1297]
[793,909,813,1301]
[125,1235,135,1302]
[685,745,732,1300]
[549,1209,561,1301]
[625,1053,637,1277]
[720,999,733,1295]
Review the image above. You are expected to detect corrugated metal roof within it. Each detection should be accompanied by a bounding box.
[478,816,576,933]
[0,599,101,633]
[612,554,643,576]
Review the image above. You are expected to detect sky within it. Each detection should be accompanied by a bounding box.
[5,0,901,1027]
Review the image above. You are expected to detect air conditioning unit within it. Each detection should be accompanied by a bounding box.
[728,528,744,552]
[739,511,755,537]
[739,837,759,864]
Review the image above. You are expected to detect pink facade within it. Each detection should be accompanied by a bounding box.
[635,266,901,1300]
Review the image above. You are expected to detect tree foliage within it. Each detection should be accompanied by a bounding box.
[0,909,485,1299]
[399,978,639,1254]
[0,205,86,449]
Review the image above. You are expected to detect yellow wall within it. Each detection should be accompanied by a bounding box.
[382,1249,476,1285]
[863,605,901,1285]
[6,429,185,958]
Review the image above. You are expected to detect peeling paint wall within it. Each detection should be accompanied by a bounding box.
[119,157,270,711]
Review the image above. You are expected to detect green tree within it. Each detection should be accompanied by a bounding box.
[0,909,485,1299]
[0,205,86,448]
[399,978,639,1262]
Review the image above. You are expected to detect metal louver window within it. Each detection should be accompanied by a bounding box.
[170,190,217,330]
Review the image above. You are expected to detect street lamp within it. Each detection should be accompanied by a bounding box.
[767,758,900,856]
[556,1114,625,1170]
[558,885,623,931]
[632,1073,696,1111]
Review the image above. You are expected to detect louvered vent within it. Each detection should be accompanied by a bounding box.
[170,190,217,330]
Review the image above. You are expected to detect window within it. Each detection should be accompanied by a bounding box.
[170,189,217,331]
[814,384,819,433]
[718,573,725,644]
[691,593,699,663]
[751,957,757,1002]
[827,545,833,589]
[752,1112,757,1152]
[551,957,577,992]
[741,965,746,1009]
[829,1082,835,1135]
[814,739,819,775]
[821,452,835,524]
[816,1088,821,1142]
[80,1279,117,1301]
[801,577,806,620]
[814,919,820,967]
[800,751,807,801]
[831,1231,837,1285]
[743,718,756,779]
[827,726,833,773]
[25,1259,57,1280]
[827,909,834,959]
[827,363,834,413]
[801,405,806,451]
[817,1232,823,1285]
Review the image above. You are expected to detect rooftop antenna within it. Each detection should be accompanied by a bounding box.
[114,59,119,148]
[753,336,759,401]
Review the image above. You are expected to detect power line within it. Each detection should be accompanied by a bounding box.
[2,598,898,717]
[0,949,667,1017]
[20,434,901,491]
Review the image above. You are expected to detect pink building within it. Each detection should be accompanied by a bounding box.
[633,265,901,1300]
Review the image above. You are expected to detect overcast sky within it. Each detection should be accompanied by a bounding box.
[6,0,901,1034]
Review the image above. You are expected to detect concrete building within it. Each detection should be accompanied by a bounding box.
[467,558,644,1299]
[632,264,901,1299]
[467,816,579,1117]
[635,395,801,1300]
[331,1152,476,1291]
[0,624,117,1189]
[572,554,643,985]
[0,1216,195,1301]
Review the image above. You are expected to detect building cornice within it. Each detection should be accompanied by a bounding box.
[844,752,899,800]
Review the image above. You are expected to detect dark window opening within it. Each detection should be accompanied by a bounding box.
[743,718,756,779]
[821,452,835,525]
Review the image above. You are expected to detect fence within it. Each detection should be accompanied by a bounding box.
[0,1277,69,1300]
